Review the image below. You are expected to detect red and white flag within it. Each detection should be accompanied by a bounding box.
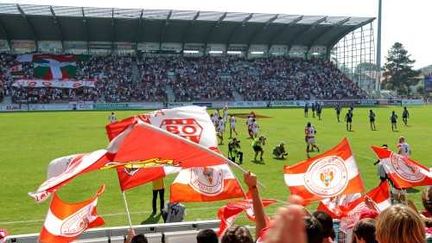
[372,146,432,189]
[342,181,391,216]
[39,185,105,243]
[106,106,218,149]
[317,182,390,219]
[284,138,364,203]
[339,182,391,230]
[170,164,244,202]
[216,197,276,236]
[316,193,362,219]
[0,229,8,243]
[117,163,181,191]
[216,203,245,237]
[29,150,110,202]
[107,121,227,169]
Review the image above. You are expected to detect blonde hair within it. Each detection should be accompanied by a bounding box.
[376,204,425,243]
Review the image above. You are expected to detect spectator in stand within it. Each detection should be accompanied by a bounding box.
[1,53,367,103]
[222,225,254,243]
[312,211,335,243]
[305,216,325,243]
[351,218,378,243]
[421,186,432,227]
[376,204,425,243]
[197,229,218,243]
[124,229,148,243]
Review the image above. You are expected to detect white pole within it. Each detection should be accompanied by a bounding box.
[122,192,133,228]
[376,0,383,92]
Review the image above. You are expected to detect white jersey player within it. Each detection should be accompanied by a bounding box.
[251,119,259,138]
[217,117,225,145]
[223,106,229,123]
[229,115,238,138]
[397,136,411,157]
[305,122,319,157]
[108,112,117,123]
[246,116,254,138]
[211,112,219,126]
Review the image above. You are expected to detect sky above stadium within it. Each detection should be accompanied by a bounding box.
[1,0,430,69]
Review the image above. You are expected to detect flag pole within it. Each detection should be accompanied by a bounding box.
[121,192,133,228]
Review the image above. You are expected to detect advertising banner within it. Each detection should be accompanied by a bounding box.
[12,79,96,89]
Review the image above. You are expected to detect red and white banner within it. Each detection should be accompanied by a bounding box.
[339,182,391,230]
[372,146,432,189]
[317,182,390,219]
[316,193,361,219]
[29,150,110,202]
[217,203,244,237]
[39,185,105,243]
[12,79,96,89]
[29,112,224,202]
[343,182,391,216]
[284,138,364,203]
[170,164,244,202]
[106,106,218,149]
[216,197,276,236]
[117,163,181,191]
[106,121,226,169]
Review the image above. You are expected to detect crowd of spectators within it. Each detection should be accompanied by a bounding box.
[0,53,366,104]
[124,172,432,243]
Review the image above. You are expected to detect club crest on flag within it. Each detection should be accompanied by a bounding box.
[102,158,179,171]
[60,205,94,237]
[190,167,224,195]
[160,118,203,143]
[390,153,425,182]
[304,156,349,197]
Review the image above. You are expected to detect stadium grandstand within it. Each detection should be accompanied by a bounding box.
[0,3,376,108]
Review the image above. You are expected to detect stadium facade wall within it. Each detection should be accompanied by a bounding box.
[0,99,424,112]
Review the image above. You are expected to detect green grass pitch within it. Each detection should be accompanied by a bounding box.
[1,105,431,234]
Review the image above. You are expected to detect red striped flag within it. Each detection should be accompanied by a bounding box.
[372,146,432,189]
[29,150,110,203]
[284,138,364,203]
[106,106,218,149]
[39,185,105,243]
[216,196,276,236]
[170,164,244,202]
[342,181,391,216]
[117,163,181,191]
[316,193,361,219]
[317,182,390,219]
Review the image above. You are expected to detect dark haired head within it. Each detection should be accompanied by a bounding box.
[131,234,148,243]
[422,186,432,213]
[305,216,324,243]
[312,211,335,240]
[352,218,377,243]
[197,229,218,243]
[221,225,253,243]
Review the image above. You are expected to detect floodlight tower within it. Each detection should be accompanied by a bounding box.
[376,0,382,92]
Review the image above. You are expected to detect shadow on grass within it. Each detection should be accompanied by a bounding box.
[141,213,162,225]
[251,159,265,164]
[407,188,420,193]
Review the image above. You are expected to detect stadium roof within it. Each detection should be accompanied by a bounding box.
[0,3,374,49]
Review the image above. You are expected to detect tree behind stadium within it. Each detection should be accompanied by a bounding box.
[382,42,420,95]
